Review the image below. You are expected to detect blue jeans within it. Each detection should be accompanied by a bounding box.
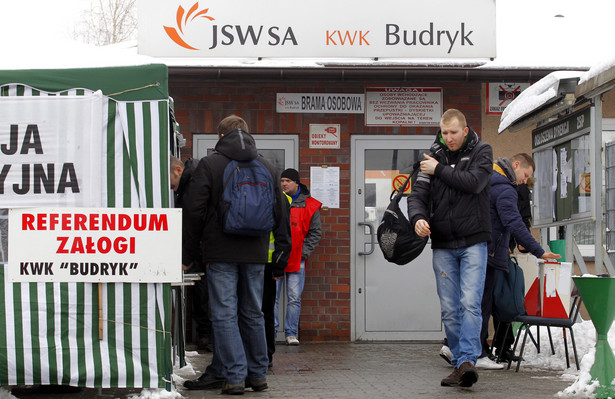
[206,262,268,384]
[274,260,305,337]
[433,243,487,368]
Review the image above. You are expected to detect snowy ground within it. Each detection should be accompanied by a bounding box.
[0,319,612,398]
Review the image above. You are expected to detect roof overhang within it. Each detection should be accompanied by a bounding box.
[498,73,582,133]
[576,64,615,99]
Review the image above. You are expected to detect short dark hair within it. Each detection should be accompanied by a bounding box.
[217,115,249,137]
[510,153,535,171]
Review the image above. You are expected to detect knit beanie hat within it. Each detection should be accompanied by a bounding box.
[281,168,300,184]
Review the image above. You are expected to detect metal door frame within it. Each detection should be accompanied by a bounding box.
[351,135,437,341]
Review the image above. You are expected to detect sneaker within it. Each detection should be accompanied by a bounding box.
[439,345,453,365]
[183,372,225,390]
[286,336,299,345]
[458,362,479,387]
[440,368,461,387]
[245,379,268,392]
[476,356,504,370]
[221,381,245,395]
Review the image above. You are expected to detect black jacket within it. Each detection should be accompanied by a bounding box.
[407,128,492,249]
[183,129,291,265]
[175,157,198,266]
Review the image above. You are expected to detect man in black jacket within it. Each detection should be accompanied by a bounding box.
[408,109,492,388]
[170,155,213,352]
[182,115,291,394]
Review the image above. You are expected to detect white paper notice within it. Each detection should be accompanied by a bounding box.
[309,166,340,209]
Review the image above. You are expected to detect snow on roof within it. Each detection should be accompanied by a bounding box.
[579,54,615,85]
[0,38,160,70]
[498,70,583,133]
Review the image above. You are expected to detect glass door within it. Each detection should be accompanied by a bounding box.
[352,136,443,341]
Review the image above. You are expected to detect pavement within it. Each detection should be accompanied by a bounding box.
[8,341,578,398]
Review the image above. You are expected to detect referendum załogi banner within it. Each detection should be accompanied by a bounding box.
[9,207,182,283]
[0,61,176,389]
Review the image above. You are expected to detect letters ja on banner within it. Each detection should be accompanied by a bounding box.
[0,94,105,208]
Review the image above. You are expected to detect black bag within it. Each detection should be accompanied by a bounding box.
[377,164,428,265]
[493,256,527,321]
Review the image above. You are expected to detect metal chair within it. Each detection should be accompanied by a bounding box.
[507,289,582,372]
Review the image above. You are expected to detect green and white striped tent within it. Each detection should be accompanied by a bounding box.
[0,60,176,389]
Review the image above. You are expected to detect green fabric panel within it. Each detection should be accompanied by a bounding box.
[45,283,58,385]
[76,284,86,386]
[139,284,150,386]
[0,267,7,385]
[0,64,169,101]
[142,103,154,207]
[158,101,170,208]
[60,282,70,385]
[29,284,41,384]
[163,284,172,389]
[107,284,118,388]
[106,101,117,207]
[91,284,103,388]
[122,284,134,388]
[12,282,24,384]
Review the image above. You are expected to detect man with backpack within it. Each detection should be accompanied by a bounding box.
[182,115,291,394]
[479,154,560,366]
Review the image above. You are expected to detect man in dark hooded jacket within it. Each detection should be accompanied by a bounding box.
[170,155,213,352]
[479,154,560,364]
[182,115,291,394]
[408,109,492,388]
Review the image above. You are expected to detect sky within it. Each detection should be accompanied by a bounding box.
[0,0,90,41]
[1,0,615,70]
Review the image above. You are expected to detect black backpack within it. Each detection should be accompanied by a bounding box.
[377,163,428,265]
[493,256,527,321]
[218,156,275,236]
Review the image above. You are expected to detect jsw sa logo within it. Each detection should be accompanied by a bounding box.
[164,3,298,50]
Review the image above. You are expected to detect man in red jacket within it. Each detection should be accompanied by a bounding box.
[275,168,322,346]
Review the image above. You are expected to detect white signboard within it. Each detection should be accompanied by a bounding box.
[0,95,104,208]
[365,87,443,126]
[309,124,341,148]
[486,83,531,114]
[277,93,364,114]
[138,0,496,58]
[8,208,182,283]
[310,166,340,209]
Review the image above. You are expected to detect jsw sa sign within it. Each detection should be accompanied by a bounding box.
[8,208,182,283]
[138,0,496,58]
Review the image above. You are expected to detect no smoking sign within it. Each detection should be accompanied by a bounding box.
[392,174,411,194]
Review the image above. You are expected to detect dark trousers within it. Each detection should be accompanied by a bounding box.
[192,273,212,340]
[480,266,514,357]
[263,263,277,364]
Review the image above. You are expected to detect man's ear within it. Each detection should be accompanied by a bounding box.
[512,160,521,170]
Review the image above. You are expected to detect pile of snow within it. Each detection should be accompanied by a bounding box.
[579,54,615,85]
[498,71,582,133]
[0,388,16,399]
[514,315,615,398]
